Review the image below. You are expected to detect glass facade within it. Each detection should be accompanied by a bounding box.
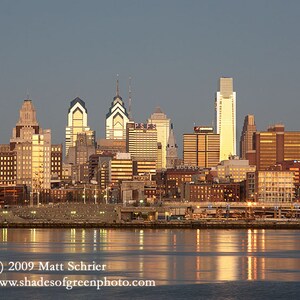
[257,171,294,202]
[215,78,236,161]
[183,133,220,168]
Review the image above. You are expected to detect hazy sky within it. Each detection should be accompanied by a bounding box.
[1,0,300,154]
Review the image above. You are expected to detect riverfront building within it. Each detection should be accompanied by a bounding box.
[255,170,295,203]
[162,167,205,199]
[184,182,242,202]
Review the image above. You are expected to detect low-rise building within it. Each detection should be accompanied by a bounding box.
[216,156,256,182]
[184,182,242,202]
[256,170,294,203]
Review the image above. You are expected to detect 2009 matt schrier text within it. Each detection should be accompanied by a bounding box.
[6,261,107,272]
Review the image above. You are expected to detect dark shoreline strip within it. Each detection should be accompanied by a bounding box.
[1,221,300,229]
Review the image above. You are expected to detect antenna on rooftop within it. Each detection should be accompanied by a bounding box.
[26,88,30,100]
[128,76,132,120]
[116,74,119,96]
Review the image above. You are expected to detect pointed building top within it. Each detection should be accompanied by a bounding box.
[154,106,163,113]
[69,97,86,111]
[17,99,39,126]
[166,122,178,168]
[113,74,123,102]
[149,106,169,121]
[168,123,177,148]
[107,77,128,119]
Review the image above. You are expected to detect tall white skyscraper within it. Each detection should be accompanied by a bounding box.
[148,107,170,169]
[65,97,93,156]
[215,77,236,161]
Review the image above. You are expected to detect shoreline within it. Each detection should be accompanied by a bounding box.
[1,219,300,229]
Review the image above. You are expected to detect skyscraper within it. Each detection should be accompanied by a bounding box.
[126,122,157,162]
[106,79,129,140]
[215,77,236,161]
[240,115,256,159]
[254,124,300,170]
[31,129,51,190]
[148,107,170,169]
[0,145,16,186]
[183,126,220,168]
[65,97,93,156]
[10,99,52,191]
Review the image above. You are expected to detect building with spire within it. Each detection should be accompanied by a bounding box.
[166,123,179,169]
[106,78,129,140]
[215,77,236,161]
[10,99,41,146]
[10,99,52,192]
[148,107,170,169]
[128,76,133,121]
[65,97,94,156]
[0,99,37,188]
[0,99,62,204]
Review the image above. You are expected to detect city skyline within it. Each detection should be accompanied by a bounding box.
[1,2,300,298]
[0,75,299,156]
[0,1,300,150]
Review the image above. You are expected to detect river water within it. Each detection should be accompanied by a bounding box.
[0,228,300,299]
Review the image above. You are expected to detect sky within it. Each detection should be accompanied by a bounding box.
[1,0,300,155]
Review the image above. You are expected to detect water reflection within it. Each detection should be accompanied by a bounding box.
[2,228,7,243]
[216,231,239,281]
[30,228,36,243]
[0,229,300,284]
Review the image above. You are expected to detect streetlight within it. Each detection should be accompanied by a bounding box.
[94,186,97,205]
[83,184,86,204]
[105,186,111,204]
